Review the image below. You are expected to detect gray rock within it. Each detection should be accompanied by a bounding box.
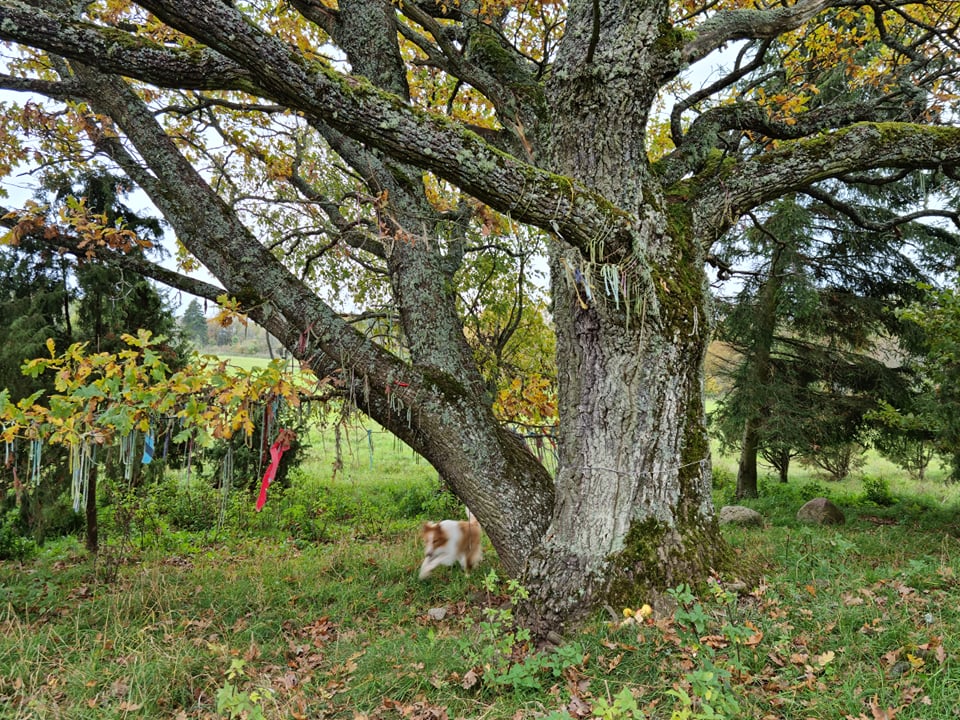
[797,497,845,525]
[718,505,764,526]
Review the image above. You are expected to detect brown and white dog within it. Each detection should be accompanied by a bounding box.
[418,511,482,579]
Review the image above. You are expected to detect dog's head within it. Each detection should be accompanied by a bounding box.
[421,522,447,557]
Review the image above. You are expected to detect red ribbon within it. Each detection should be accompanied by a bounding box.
[255,428,296,511]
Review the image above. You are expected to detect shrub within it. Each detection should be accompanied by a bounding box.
[388,482,461,520]
[800,442,866,481]
[798,481,830,502]
[150,476,221,532]
[861,475,895,507]
[0,508,37,561]
[711,467,736,506]
[33,492,85,540]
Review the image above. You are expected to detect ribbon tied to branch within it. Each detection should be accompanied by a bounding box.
[255,427,297,511]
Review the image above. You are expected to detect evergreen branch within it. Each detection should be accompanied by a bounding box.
[802,186,960,232]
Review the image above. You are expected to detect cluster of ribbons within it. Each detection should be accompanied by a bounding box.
[131,416,295,512]
[140,414,295,511]
[12,404,296,514]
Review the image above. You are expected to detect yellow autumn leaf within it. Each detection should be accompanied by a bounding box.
[816,650,835,667]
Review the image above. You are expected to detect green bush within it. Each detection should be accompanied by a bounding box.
[26,491,84,543]
[0,507,37,561]
[388,482,461,520]
[798,481,830,502]
[861,475,895,507]
[167,482,220,531]
[711,467,736,506]
[711,466,734,491]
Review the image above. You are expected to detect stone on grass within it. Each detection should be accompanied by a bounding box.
[797,497,845,525]
[718,505,764,527]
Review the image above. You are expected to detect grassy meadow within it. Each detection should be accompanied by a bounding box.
[2,393,960,719]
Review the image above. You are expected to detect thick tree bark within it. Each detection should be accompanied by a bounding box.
[524,252,724,628]
[519,0,727,629]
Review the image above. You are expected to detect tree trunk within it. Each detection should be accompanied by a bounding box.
[735,243,785,499]
[736,418,761,498]
[517,0,728,630]
[522,237,724,629]
[778,452,790,483]
[85,464,98,555]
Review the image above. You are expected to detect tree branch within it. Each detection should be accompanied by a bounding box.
[0,2,256,91]
[287,0,338,34]
[658,98,888,186]
[669,39,772,149]
[692,122,960,244]
[0,0,635,265]
[0,205,226,302]
[65,63,398,374]
[0,73,84,99]
[683,0,836,65]
[802,186,960,232]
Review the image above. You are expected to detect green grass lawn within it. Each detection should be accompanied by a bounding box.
[2,426,959,719]
[213,354,276,372]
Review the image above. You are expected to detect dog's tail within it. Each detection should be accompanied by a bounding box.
[464,506,482,571]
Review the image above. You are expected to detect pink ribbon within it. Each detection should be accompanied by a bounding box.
[255,429,295,511]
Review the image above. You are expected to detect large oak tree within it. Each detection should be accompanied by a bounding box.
[1,0,958,630]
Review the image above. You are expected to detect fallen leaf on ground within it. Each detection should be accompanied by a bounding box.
[461,669,479,689]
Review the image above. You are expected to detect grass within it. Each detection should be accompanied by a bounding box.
[2,427,960,719]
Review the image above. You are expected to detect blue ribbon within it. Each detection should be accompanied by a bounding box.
[142,432,155,465]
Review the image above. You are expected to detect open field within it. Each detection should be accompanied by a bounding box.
[2,419,960,719]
